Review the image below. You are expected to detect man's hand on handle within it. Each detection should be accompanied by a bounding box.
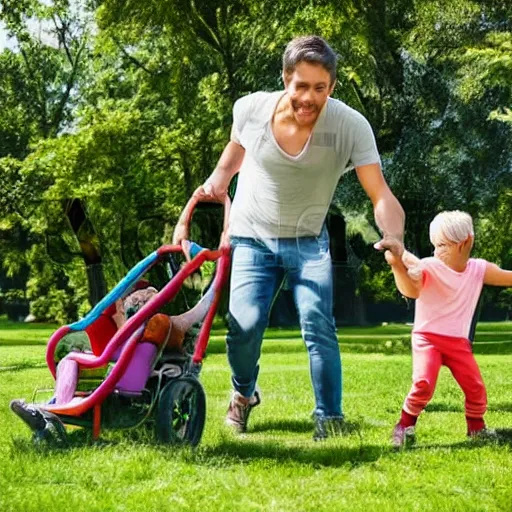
[172,140,242,250]
[172,180,228,246]
[172,178,231,260]
[193,178,229,204]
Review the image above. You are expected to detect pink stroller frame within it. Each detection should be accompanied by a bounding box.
[35,196,230,446]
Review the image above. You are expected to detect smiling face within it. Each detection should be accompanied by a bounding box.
[283,61,335,127]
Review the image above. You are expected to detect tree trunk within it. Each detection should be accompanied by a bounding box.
[65,199,107,306]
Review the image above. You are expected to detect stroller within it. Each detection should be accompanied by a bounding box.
[30,196,230,447]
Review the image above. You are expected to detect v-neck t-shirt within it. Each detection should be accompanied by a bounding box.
[229,91,381,238]
[413,257,487,339]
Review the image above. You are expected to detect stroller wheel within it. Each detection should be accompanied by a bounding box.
[155,376,206,447]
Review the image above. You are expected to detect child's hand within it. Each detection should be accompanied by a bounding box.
[402,251,423,281]
[407,267,423,282]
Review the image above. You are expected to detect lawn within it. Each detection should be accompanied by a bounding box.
[1,318,512,511]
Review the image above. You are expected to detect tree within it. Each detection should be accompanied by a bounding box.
[1,0,510,321]
[0,0,95,319]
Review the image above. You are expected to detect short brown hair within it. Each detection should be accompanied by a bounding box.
[283,35,337,84]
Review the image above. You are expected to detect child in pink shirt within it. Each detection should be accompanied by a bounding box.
[385,210,512,448]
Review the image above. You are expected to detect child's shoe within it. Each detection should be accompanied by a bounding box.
[10,400,46,431]
[40,409,68,445]
[11,399,68,445]
[468,427,499,442]
[391,423,416,449]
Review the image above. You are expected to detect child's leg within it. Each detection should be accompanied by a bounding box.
[115,342,158,393]
[54,356,79,405]
[402,333,443,421]
[442,339,487,434]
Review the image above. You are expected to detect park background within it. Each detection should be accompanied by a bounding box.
[0,0,511,326]
[1,2,512,511]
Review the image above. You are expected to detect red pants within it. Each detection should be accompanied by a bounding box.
[403,332,487,418]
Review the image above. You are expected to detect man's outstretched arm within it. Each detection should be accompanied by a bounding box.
[355,163,405,256]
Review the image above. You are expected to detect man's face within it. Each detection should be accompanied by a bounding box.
[283,61,335,127]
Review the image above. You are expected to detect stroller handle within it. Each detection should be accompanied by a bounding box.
[178,192,231,250]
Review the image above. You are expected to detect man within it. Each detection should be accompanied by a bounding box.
[173,35,405,440]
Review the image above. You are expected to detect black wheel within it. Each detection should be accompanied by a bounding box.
[155,376,206,446]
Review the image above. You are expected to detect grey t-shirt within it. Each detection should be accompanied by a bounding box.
[229,91,380,238]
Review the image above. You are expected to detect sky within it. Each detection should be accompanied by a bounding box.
[0,11,58,51]
[0,22,12,50]
[0,0,58,49]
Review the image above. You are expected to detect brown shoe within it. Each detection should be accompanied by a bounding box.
[225,390,261,433]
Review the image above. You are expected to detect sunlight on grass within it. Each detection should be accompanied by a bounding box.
[1,321,512,511]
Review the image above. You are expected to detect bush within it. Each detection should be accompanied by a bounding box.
[0,289,29,321]
[381,337,411,354]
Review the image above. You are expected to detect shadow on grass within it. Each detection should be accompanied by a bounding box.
[11,427,512,470]
[488,402,512,413]
[197,438,385,468]
[425,401,512,413]
[495,428,512,444]
[205,339,512,356]
[10,427,105,453]
[424,403,464,413]
[251,418,363,436]
[250,418,313,434]
[9,423,158,458]
[9,418,384,469]
[0,363,47,373]
[412,428,512,451]
[191,417,393,469]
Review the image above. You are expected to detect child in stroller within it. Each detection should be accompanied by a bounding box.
[10,236,230,446]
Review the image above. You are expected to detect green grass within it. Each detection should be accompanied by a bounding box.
[1,320,512,511]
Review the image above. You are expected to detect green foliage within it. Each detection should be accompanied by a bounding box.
[475,190,512,267]
[1,0,511,321]
[497,288,512,319]
[337,1,511,272]
[24,243,90,324]
[358,263,403,304]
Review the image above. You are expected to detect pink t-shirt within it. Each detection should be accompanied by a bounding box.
[413,257,487,339]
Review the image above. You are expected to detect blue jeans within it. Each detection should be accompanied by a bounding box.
[226,226,342,418]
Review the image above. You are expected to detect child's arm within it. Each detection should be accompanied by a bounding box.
[484,262,512,287]
[385,249,423,299]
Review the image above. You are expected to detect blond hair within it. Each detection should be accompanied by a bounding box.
[429,211,474,246]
